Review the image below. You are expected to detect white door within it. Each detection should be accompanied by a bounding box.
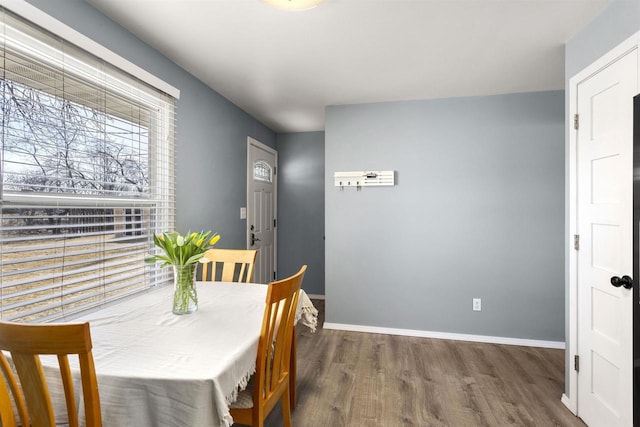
[247,137,277,284]
[576,48,637,427]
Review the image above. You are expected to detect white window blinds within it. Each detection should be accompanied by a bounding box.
[0,8,176,322]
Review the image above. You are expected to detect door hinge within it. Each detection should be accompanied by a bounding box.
[574,114,579,130]
[574,234,580,251]
[273,271,276,280]
[574,355,580,372]
[274,218,277,228]
[273,166,277,176]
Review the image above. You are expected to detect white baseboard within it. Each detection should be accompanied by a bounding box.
[306,294,325,300]
[561,393,577,414]
[322,322,565,349]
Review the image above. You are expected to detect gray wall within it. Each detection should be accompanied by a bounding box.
[325,91,565,341]
[565,0,640,79]
[563,0,640,401]
[25,0,276,249]
[276,132,325,296]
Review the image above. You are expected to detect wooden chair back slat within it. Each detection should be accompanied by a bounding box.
[0,351,26,427]
[200,249,258,283]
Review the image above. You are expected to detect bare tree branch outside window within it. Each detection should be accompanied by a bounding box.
[1,79,149,196]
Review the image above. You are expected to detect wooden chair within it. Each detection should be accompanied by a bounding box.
[230,265,307,427]
[0,321,102,427]
[200,248,258,283]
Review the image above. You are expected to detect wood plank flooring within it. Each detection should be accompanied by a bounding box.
[238,300,585,427]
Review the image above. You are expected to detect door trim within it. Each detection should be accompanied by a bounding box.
[246,136,278,277]
[566,30,640,415]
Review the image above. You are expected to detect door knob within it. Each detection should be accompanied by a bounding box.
[610,275,634,289]
[251,233,261,246]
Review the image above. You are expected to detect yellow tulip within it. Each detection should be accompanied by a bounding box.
[149,230,220,267]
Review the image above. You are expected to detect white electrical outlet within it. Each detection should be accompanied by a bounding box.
[473,298,482,311]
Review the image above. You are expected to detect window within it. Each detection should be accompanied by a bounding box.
[253,160,272,183]
[0,8,177,322]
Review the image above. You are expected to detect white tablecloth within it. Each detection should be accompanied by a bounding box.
[47,282,317,427]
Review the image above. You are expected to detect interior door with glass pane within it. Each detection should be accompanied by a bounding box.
[247,137,277,284]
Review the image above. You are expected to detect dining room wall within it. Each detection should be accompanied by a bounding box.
[276,132,325,296]
[24,0,277,250]
[325,90,565,342]
[564,0,640,79]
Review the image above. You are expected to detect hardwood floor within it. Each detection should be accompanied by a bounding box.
[243,300,585,427]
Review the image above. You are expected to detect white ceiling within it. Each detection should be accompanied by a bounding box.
[86,0,611,133]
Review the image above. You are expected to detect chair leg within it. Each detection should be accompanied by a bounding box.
[289,327,297,409]
[282,385,292,427]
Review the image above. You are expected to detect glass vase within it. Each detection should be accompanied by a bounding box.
[172,264,198,315]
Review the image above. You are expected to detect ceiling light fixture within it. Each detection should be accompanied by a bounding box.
[261,0,324,11]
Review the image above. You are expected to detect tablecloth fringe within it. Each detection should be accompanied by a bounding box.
[296,292,319,333]
[221,412,235,427]
[225,365,256,406]
[298,304,318,333]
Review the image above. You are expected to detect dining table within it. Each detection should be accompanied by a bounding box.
[43,281,318,427]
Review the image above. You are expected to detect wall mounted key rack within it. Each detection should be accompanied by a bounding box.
[334,170,395,190]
